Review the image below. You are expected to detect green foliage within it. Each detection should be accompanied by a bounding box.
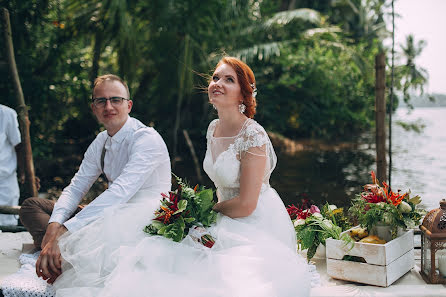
[348,192,425,239]
[294,204,353,262]
[321,203,352,231]
[144,175,216,242]
[158,216,186,242]
[194,190,218,226]
[1,0,429,192]
[295,215,353,262]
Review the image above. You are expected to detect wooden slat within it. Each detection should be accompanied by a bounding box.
[0,205,20,215]
[0,225,26,232]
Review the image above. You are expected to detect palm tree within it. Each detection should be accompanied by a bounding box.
[63,0,142,86]
[395,34,428,108]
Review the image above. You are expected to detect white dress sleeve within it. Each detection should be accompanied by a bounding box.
[235,122,269,157]
[235,121,277,182]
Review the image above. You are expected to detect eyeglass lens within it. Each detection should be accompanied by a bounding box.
[93,97,127,107]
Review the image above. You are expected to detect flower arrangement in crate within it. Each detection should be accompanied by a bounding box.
[287,199,352,262]
[348,171,424,242]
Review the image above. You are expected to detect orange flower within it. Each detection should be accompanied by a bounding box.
[382,182,407,206]
[371,171,379,185]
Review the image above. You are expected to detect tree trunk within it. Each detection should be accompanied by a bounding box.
[90,30,103,89]
[133,69,155,101]
[172,34,191,163]
[375,52,387,182]
[1,8,38,200]
[288,0,297,10]
[280,0,291,11]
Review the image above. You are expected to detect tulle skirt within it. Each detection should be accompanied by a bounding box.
[53,188,311,297]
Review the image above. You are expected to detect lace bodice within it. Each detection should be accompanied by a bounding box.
[203,119,277,201]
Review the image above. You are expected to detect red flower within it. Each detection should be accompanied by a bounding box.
[361,192,386,204]
[287,204,300,220]
[154,191,182,224]
[286,204,312,220]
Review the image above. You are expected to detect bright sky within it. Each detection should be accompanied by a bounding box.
[394,0,446,94]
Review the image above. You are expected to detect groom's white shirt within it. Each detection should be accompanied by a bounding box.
[49,116,171,233]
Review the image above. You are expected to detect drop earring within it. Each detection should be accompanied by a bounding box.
[238,103,246,114]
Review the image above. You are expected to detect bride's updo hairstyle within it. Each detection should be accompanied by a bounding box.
[214,57,257,118]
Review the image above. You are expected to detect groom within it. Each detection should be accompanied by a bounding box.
[19,74,171,283]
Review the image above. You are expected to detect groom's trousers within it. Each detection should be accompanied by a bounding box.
[19,197,83,249]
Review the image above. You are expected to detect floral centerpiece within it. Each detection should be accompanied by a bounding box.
[143,174,217,247]
[287,200,352,262]
[349,171,423,240]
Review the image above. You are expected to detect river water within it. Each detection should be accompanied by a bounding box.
[391,107,446,210]
[271,107,446,211]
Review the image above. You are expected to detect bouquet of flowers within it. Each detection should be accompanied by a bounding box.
[348,171,423,239]
[288,199,352,262]
[143,174,217,247]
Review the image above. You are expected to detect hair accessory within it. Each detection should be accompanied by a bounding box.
[250,83,257,98]
[238,103,246,114]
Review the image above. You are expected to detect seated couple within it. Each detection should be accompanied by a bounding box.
[19,57,311,297]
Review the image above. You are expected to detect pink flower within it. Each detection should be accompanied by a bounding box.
[310,205,320,214]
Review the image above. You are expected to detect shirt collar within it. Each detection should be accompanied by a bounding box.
[109,116,133,144]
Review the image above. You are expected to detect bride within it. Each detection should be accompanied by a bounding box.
[52,57,311,297]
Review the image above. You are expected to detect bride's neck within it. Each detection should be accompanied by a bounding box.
[217,110,248,136]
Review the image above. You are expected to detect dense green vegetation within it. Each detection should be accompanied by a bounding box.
[0,0,428,192]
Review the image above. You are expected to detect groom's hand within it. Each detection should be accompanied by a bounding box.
[36,222,67,283]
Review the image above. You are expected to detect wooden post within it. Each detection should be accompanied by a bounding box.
[2,8,38,199]
[375,52,387,182]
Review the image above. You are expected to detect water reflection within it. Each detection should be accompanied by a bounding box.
[391,107,446,210]
[272,149,375,208]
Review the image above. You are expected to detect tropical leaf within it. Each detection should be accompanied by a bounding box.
[173,200,188,215]
[160,217,186,242]
[232,42,282,62]
[262,8,321,29]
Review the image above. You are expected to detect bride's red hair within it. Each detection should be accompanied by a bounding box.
[214,57,257,118]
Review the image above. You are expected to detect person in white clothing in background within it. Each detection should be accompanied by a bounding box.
[19,74,171,284]
[0,104,22,226]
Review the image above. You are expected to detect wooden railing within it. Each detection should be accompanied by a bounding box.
[0,205,26,232]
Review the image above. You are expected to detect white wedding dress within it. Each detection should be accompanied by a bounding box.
[50,119,311,297]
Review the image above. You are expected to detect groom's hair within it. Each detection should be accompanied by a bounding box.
[92,74,130,99]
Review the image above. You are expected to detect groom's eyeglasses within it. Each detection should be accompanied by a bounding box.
[92,97,129,108]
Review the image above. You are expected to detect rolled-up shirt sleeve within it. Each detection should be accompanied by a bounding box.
[48,138,102,225]
[63,129,168,233]
[7,110,21,147]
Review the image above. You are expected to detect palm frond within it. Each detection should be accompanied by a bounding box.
[303,27,342,39]
[230,41,283,63]
[263,8,321,29]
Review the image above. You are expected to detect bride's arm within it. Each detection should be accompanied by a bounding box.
[212,146,267,218]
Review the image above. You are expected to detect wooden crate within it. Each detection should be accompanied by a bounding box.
[326,228,414,287]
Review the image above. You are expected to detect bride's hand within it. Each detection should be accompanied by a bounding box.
[212,203,220,213]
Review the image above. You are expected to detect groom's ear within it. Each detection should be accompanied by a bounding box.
[127,100,133,112]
